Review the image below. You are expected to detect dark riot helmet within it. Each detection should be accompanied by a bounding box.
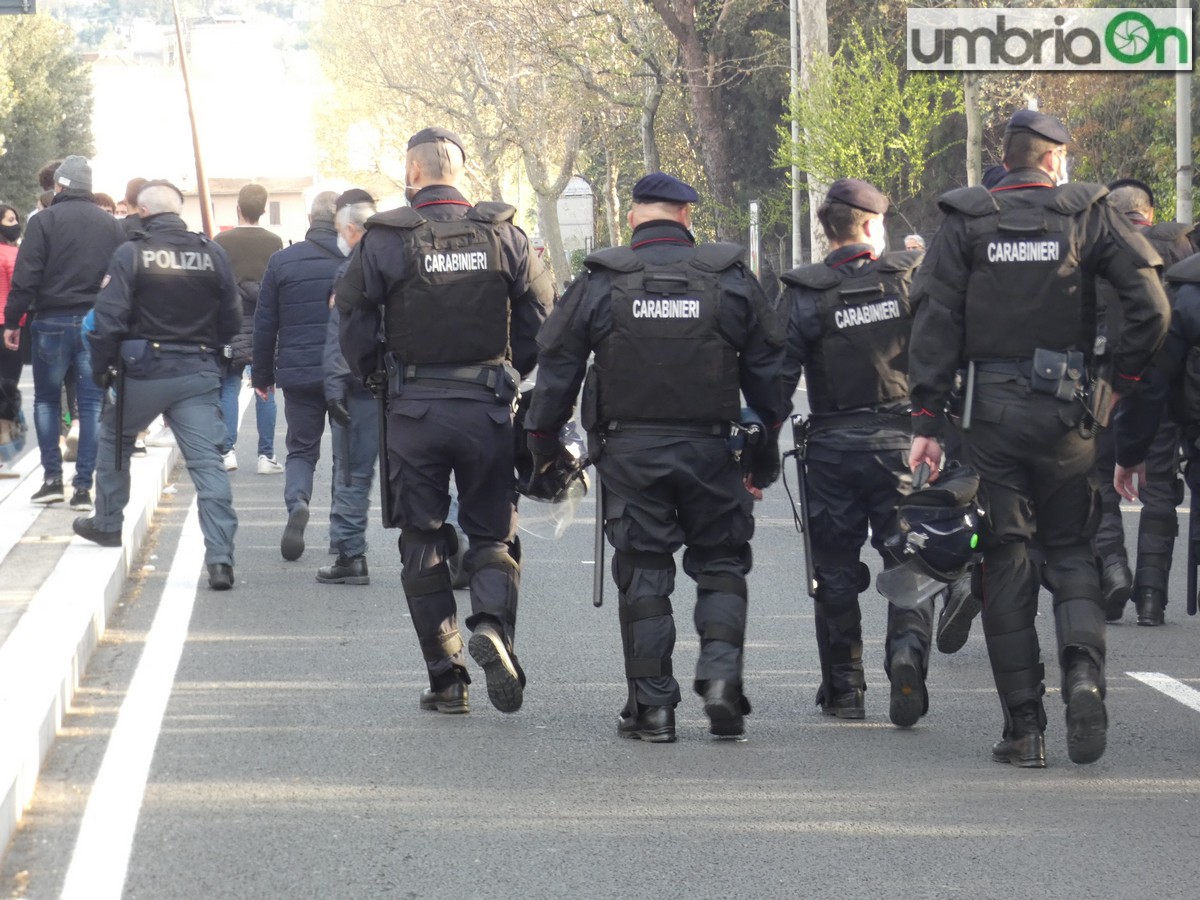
[877,466,982,608]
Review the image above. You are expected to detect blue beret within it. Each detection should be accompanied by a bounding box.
[981,165,1008,189]
[1006,109,1070,144]
[335,188,375,211]
[1107,177,1155,209]
[632,172,700,204]
[407,127,466,161]
[825,178,888,215]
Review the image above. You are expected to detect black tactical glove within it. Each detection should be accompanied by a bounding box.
[749,425,781,490]
[327,398,351,427]
[94,366,116,390]
[364,370,386,399]
[526,431,563,498]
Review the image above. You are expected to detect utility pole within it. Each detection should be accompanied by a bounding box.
[1177,0,1193,223]
[170,0,214,236]
[790,0,801,267]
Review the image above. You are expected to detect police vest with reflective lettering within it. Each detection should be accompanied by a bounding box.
[378,203,512,365]
[781,251,919,414]
[941,182,1104,360]
[130,228,224,345]
[589,243,742,424]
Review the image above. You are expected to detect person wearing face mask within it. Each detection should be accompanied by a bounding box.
[0,204,26,475]
[213,183,285,475]
[318,188,379,585]
[907,109,1170,769]
[335,127,554,716]
[253,190,345,561]
[776,178,932,729]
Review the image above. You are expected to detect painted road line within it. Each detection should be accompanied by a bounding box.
[60,497,204,900]
[1128,671,1200,714]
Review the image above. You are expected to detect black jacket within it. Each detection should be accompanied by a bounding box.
[4,191,128,327]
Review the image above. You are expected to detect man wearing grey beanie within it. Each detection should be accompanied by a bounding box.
[2,154,127,508]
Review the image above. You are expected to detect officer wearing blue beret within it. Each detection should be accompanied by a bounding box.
[908,109,1170,768]
[777,176,940,728]
[525,172,786,742]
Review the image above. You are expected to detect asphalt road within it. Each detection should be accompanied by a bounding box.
[3,399,1200,900]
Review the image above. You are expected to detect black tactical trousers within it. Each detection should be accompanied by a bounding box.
[1094,417,1182,599]
[805,441,934,701]
[964,382,1104,731]
[597,432,754,709]
[387,395,520,684]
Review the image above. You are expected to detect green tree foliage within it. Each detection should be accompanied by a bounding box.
[778,24,962,211]
[0,15,94,214]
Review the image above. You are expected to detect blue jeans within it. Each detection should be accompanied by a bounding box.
[329,389,380,557]
[31,315,101,489]
[219,365,276,456]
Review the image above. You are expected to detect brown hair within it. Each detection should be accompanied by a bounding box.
[237,183,269,222]
[816,200,873,243]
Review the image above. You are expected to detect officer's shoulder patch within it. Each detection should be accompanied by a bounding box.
[1048,182,1107,214]
[877,249,923,274]
[365,208,425,231]
[1165,253,1200,285]
[1147,221,1193,242]
[937,186,997,217]
[468,202,517,224]
[690,242,745,273]
[585,246,643,273]
[780,263,840,291]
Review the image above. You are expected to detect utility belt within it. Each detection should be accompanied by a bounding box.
[807,408,910,433]
[603,420,730,438]
[973,349,1086,401]
[119,338,218,377]
[382,353,518,405]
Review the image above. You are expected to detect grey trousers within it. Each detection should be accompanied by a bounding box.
[94,369,236,567]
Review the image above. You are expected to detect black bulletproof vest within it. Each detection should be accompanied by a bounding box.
[381,203,513,365]
[781,251,919,414]
[590,243,741,424]
[944,183,1103,360]
[130,229,224,345]
[1100,220,1194,342]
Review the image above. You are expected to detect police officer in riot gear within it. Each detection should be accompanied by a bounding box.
[778,178,932,727]
[909,110,1170,768]
[1094,179,1194,625]
[1115,254,1200,574]
[525,173,785,743]
[336,127,554,715]
[73,180,241,589]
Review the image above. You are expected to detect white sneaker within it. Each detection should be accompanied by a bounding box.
[257,454,283,474]
[223,450,238,471]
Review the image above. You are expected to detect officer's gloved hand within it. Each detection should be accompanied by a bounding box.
[749,424,781,490]
[94,366,115,390]
[364,370,386,399]
[327,398,351,427]
[526,430,562,498]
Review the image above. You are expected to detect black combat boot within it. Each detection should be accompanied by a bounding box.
[468,619,525,713]
[617,704,677,743]
[888,646,928,728]
[1064,653,1107,765]
[818,687,865,719]
[1101,556,1134,622]
[701,680,751,739]
[317,553,369,585]
[1134,586,1166,627]
[992,702,1046,768]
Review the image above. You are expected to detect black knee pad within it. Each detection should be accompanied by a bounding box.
[612,548,672,592]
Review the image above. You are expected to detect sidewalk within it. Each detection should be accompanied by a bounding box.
[0,417,180,856]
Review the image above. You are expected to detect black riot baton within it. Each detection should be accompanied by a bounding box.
[592,474,605,607]
[110,364,126,473]
[782,416,817,598]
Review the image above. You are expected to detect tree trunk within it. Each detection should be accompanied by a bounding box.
[604,143,622,248]
[798,0,829,261]
[641,67,664,174]
[959,1,981,187]
[524,150,574,290]
[648,0,738,241]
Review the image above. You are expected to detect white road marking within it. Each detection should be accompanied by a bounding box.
[60,498,204,900]
[1128,672,1200,714]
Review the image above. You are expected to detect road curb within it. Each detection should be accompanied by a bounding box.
[0,437,179,857]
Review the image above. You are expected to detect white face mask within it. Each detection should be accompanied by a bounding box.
[337,234,351,257]
[867,219,887,257]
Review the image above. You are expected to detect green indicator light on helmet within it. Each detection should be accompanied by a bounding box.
[970,533,979,549]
